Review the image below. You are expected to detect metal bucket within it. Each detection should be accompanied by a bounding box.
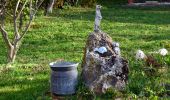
[49,61,78,95]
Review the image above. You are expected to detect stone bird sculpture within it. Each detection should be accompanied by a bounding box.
[94,5,102,32]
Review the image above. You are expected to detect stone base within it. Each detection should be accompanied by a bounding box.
[82,32,129,94]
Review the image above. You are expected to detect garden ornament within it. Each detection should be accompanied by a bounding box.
[94,5,102,32]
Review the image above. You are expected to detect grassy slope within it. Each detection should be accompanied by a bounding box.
[0,6,170,99]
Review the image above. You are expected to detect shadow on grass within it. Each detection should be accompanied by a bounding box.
[0,79,49,100]
[115,33,170,41]
[0,41,8,64]
[51,6,170,25]
[0,65,50,100]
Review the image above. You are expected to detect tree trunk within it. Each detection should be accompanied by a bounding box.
[8,46,15,63]
[7,43,19,63]
[47,0,55,14]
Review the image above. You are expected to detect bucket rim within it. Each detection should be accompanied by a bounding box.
[49,61,79,68]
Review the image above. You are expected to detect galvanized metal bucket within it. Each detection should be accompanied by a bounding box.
[49,61,78,95]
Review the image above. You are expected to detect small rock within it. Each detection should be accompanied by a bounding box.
[159,48,168,56]
[136,50,146,60]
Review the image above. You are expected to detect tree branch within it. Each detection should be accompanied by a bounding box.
[30,0,33,19]
[13,16,20,42]
[16,0,28,20]
[0,26,12,48]
[18,0,44,41]
[13,0,22,41]
[0,0,6,16]
[18,16,32,41]
[6,11,13,18]
[14,0,21,16]
[0,0,12,48]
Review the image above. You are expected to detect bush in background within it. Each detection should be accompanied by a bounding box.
[41,0,128,9]
[80,0,127,7]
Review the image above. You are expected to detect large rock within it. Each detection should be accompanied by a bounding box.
[82,31,129,94]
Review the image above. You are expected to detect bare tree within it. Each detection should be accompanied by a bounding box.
[0,0,44,63]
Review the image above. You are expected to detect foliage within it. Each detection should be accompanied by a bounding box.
[42,0,77,9]
[80,0,127,7]
[40,0,128,9]
[5,0,39,16]
[0,5,170,99]
[80,0,96,7]
[98,0,127,4]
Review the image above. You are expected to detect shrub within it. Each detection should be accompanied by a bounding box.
[80,0,127,7]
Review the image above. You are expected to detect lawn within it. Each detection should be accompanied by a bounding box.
[0,5,170,99]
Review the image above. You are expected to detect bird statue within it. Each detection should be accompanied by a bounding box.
[94,5,102,32]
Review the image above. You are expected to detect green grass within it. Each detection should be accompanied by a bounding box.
[0,5,170,99]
